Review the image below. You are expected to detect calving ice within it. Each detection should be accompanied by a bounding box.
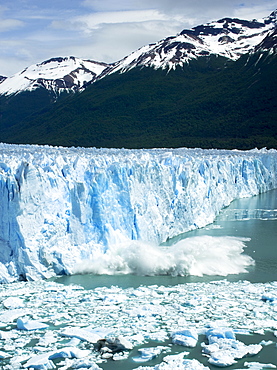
[0,144,277,283]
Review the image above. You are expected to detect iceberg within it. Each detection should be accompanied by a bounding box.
[202,326,263,367]
[17,317,49,331]
[171,328,198,347]
[0,143,277,282]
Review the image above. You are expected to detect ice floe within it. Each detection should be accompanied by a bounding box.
[0,279,276,369]
[17,317,49,331]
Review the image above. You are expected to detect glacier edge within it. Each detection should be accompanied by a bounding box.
[0,144,277,283]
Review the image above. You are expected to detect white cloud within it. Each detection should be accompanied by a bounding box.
[234,2,277,20]
[72,20,184,63]
[54,9,167,33]
[0,0,276,76]
[81,0,147,12]
[0,19,24,32]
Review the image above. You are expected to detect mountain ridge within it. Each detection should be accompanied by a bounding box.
[0,10,276,96]
[0,9,276,150]
[0,56,108,96]
[98,9,276,79]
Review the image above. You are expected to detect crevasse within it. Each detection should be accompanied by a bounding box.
[0,144,276,283]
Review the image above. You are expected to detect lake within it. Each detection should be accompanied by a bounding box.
[52,189,277,369]
[1,189,276,370]
[56,188,277,288]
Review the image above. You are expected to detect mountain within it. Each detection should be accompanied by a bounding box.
[0,10,276,149]
[254,27,277,52]
[97,10,276,78]
[0,56,108,96]
[0,56,108,132]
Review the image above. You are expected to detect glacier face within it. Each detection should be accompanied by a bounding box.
[0,144,277,283]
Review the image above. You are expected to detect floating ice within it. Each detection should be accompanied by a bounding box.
[0,350,11,359]
[48,347,91,360]
[205,327,236,341]
[244,362,277,369]
[0,309,27,323]
[171,328,198,347]
[202,326,263,367]
[0,279,275,369]
[23,353,55,369]
[2,297,24,309]
[17,317,49,331]
[61,327,103,343]
[135,358,209,369]
[133,346,167,362]
[0,330,18,339]
[0,144,277,282]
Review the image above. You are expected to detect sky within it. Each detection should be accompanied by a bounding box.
[0,0,277,76]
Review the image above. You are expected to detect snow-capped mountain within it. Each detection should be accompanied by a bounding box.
[100,10,277,76]
[0,9,276,151]
[0,10,276,96]
[254,27,277,53]
[0,56,108,96]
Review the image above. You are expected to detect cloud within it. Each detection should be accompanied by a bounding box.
[233,2,277,19]
[81,0,151,12]
[0,19,24,32]
[75,20,184,62]
[53,9,167,33]
[0,0,276,76]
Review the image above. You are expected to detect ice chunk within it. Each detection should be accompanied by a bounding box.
[2,297,24,309]
[208,350,237,367]
[0,350,12,359]
[61,327,102,343]
[171,328,198,347]
[116,335,133,350]
[261,294,277,303]
[244,362,277,369]
[101,294,127,304]
[49,347,91,360]
[134,358,209,369]
[95,336,133,357]
[0,330,18,340]
[202,333,263,367]
[23,353,55,369]
[133,346,167,362]
[0,309,27,323]
[67,360,102,369]
[17,317,49,331]
[206,327,236,342]
[23,347,91,369]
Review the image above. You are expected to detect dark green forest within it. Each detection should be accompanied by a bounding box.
[0,51,276,150]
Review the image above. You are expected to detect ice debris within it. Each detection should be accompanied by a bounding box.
[0,279,276,368]
[2,297,24,309]
[17,317,49,331]
[171,328,198,347]
[202,326,263,367]
[244,362,277,369]
[134,357,209,369]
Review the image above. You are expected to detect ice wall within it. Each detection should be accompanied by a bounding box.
[0,144,277,282]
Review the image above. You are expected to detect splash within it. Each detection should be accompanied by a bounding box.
[73,235,254,277]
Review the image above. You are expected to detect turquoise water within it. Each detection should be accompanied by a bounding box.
[56,188,277,288]
[54,189,277,369]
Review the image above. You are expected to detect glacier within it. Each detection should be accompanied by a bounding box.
[0,143,277,283]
